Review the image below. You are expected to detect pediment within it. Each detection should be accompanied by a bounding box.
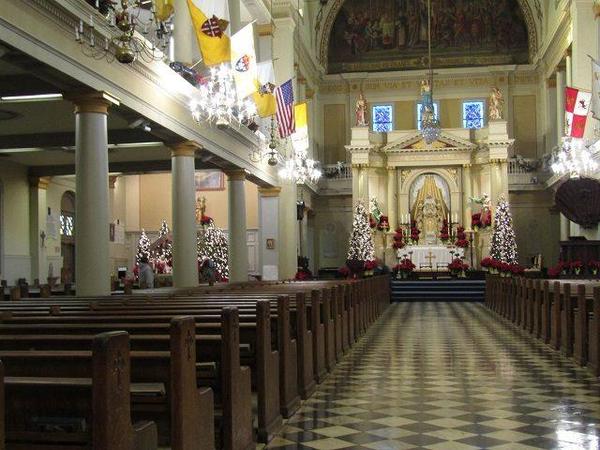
[383,131,478,153]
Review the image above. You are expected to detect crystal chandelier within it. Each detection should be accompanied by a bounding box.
[190,64,257,129]
[420,0,441,144]
[75,0,172,64]
[551,137,599,178]
[278,147,322,185]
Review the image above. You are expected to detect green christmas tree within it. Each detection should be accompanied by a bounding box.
[136,229,151,263]
[489,197,518,264]
[197,219,229,282]
[347,202,375,263]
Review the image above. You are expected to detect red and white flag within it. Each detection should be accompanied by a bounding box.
[565,86,592,138]
[275,79,295,138]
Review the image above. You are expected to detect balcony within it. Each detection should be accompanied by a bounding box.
[319,163,352,196]
[508,157,549,191]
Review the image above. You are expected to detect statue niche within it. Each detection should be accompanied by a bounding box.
[411,175,449,245]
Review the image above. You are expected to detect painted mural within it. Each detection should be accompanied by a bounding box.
[327,0,529,73]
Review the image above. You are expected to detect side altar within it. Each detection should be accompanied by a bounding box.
[346,120,513,269]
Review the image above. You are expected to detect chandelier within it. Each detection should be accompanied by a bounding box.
[250,116,283,166]
[75,0,172,64]
[420,0,441,144]
[551,137,598,179]
[190,64,257,129]
[278,147,322,184]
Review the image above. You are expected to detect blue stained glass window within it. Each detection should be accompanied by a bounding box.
[372,104,393,132]
[462,101,485,129]
[416,102,439,130]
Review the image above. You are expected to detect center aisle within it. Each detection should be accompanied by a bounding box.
[266,302,600,450]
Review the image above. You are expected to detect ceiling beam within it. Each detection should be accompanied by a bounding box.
[0,129,155,149]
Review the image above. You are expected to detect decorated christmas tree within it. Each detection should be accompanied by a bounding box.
[153,219,173,273]
[158,219,169,238]
[489,197,518,264]
[347,202,375,264]
[136,229,151,263]
[197,218,229,282]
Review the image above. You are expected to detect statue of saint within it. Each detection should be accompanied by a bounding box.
[355,92,368,127]
[489,87,504,120]
[420,78,432,105]
[411,175,448,245]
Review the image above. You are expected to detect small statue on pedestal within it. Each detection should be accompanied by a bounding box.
[489,87,504,120]
[355,92,368,127]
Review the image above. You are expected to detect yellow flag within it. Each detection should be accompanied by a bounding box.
[252,62,277,118]
[186,0,231,66]
[154,0,174,21]
[292,102,309,152]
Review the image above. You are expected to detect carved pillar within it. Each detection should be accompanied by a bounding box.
[386,167,397,231]
[351,165,360,205]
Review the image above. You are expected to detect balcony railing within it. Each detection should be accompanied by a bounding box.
[322,163,352,180]
[508,157,548,187]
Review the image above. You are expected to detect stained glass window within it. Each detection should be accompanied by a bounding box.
[372,104,393,132]
[60,214,74,237]
[462,101,485,129]
[416,102,439,130]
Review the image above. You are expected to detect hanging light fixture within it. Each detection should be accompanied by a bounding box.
[420,0,441,144]
[278,146,322,185]
[551,137,599,178]
[189,64,257,129]
[75,0,172,64]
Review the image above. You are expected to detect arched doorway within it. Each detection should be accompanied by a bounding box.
[60,191,75,283]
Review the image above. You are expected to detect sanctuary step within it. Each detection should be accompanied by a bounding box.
[391,279,485,302]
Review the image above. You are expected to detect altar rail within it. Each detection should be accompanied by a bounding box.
[485,275,600,376]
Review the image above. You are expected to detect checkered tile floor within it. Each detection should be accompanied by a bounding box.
[266,302,600,450]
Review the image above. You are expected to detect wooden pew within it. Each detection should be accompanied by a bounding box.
[4,331,158,450]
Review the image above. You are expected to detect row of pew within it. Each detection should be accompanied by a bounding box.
[485,275,600,376]
[0,275,391,450]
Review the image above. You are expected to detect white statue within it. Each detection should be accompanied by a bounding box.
[355,92,368,127]
[489,87,504,120]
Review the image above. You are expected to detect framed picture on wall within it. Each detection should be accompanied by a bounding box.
[195,170,225,191]
[266,238,275,250]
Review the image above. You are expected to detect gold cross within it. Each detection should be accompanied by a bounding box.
[425,251,436,266]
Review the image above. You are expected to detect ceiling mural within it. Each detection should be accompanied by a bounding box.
[327,0,530,74]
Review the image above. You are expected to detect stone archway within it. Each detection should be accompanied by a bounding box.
[316,0,539,72]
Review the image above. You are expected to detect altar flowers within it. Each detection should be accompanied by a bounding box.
[448,258,469,278]
[394,258,415,279]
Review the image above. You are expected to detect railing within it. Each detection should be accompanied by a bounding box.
[322,163,352,180]
[508,157,549,187]
[508,157,538,174]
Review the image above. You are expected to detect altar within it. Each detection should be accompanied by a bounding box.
[398,246,464,270]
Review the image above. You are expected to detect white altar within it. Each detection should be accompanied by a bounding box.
[397,246,464,270]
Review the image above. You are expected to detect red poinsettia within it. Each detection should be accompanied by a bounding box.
[377,216,390,232]
[394,258,416,273]
[364,260,378,270]
[393,227,405,249]
[338,266,351,278]
[200,215,213,226]
[448,258,469,272]
[369,215,377,229]
[481,257,494,268]
[455,239,469,248]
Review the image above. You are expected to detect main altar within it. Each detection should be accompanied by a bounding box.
[346,120,513,269]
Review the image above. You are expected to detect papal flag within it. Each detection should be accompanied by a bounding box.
[252,61,277,118]
[565,86,592,138]
[592,58,600,120]
[154,0,174,21]
[186,0,230,66]
[231,23,258,99]
[291,102,309,152]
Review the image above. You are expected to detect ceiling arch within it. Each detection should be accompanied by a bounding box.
[316,0,540,74]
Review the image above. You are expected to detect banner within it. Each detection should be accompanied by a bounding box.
[154,0,174,21]
[292,102,309,152]
[252,61,277,118]
[230,23,258,99]
[186,0,230,66]
[565,86,591,138]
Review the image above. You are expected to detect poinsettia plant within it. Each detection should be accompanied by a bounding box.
[472,212,491,231]
[410,222,420,244]
[392,227,405,249]
[394,258,416,274]
[439,219,450,243]
[454,226,469,248]
[200,215,213,226]
[448,258,469,275]
[377,215,390,232]
[364,260,378,271]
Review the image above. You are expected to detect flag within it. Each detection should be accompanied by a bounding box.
[275,79,295,138]
[565,86,592,138]
[154,0,174,21]
[292,102,309,152]
[252,61,277,118]
[592,58,600,120]
[186,0,230,66]
[230,23,258,99]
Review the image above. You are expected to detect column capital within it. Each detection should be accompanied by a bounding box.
[386,166,397,172]
[462,163,472,169]
[67,91,119,115]
[257,23,274,36]
[170,141,202,158]
[258,187,281,197]
[29,176,51,190]
[225,169,247,181]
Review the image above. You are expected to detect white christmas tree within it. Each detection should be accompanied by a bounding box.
[347,202,375,263]
[197,220,230,281]
[489,197,518,264]
[153,220,172,271]
[158,219,169,238]
[136,229,151,263]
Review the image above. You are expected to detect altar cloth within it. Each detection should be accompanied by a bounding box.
[397,245,464,269]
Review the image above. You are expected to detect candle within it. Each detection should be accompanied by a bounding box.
[408,213,411,225]
[75,25,80,41]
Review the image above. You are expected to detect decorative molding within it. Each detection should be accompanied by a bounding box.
[258,187,282,197]
[170,141,202,158]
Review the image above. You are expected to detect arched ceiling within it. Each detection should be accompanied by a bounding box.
[316,0,540,74]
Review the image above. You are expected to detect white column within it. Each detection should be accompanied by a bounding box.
[71,93,112,296]
[173,0,198,64]
[386,167,397,231]
[462,165,473,228]
[556,70,566,143]
[258,187,280,281]
[171,142,199,288]
[278,182,298,280]
[227,170,248,283]
[29,177,50,283]
[358,167,369,204]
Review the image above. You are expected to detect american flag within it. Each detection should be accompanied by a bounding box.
[275,79,295,138]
